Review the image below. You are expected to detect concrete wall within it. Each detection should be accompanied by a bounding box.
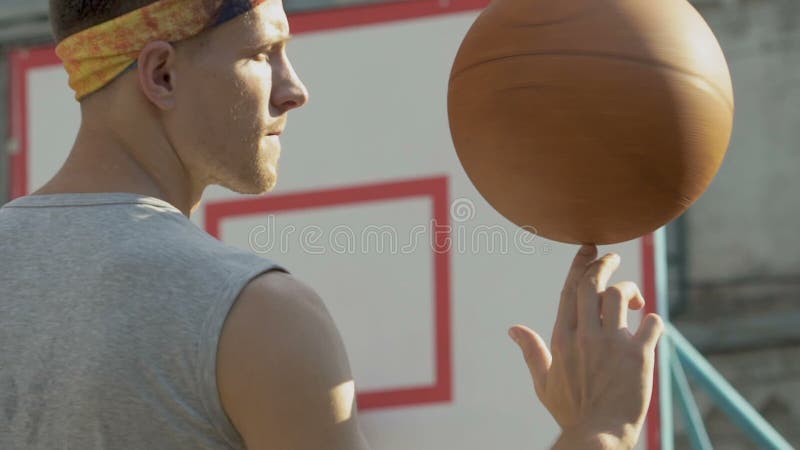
[675,1,800,448]
[687,0,800,283]
[680,0,800,336]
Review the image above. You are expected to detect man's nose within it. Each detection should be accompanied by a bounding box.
[272,62,309,113]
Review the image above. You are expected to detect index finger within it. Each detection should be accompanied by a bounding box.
[577,253,621,333]
[555,244,597,331]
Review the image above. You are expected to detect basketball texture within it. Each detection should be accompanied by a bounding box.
[448,0,734,244]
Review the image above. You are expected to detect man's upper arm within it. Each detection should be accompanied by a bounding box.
[217,271,371,450]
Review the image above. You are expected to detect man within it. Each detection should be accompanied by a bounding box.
[0,0,663,448]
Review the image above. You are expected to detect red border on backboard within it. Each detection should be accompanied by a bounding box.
[641,234,662,450]
[289,0,491,34]
[205,176,453,410]
[8,46,61,200]
[6,0,661,444]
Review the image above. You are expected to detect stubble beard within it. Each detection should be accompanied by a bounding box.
[220,140,280,195]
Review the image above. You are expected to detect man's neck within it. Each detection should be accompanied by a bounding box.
[33,121,202,217]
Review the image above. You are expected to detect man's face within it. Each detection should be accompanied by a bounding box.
[169,0,308,194]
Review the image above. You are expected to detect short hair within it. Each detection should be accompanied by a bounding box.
[49,0,162,42]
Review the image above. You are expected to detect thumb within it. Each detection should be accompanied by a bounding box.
[509,325,551,396]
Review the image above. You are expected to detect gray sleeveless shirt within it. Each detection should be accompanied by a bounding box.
[0,193,284,449]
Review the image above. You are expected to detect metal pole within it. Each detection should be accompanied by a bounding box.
[669,347,713,450]
[654,227,674,450]
[668,324,794,450]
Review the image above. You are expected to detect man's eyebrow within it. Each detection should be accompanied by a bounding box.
[249,33,293,50]
[260,33,293,47]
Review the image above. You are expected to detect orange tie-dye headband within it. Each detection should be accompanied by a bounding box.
[56,0,267,100]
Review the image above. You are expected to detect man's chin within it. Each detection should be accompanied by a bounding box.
[248,177,278,195]
[257,178,278,194]
[221,172,278,195]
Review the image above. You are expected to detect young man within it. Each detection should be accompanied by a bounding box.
[0,0,663,448]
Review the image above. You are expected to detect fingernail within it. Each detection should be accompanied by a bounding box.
[508,328,520,344]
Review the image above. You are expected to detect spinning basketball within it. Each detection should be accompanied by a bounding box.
[448,0,734,244]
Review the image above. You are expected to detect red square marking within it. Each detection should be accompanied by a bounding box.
[205,175,452,410]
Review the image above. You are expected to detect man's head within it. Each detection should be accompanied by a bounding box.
[49,0,161,42]
[50,0,308,196]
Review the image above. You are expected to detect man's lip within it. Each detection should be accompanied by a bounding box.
[268,131,283,136]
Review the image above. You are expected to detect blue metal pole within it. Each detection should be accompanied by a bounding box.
[654,227,674,450]
[668,324,794,450]
[669,348,713,450]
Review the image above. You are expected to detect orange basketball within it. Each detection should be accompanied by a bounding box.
[447,0,734,244]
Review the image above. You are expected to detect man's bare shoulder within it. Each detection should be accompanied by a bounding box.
[217,271,370,450]
[235,270,330,321]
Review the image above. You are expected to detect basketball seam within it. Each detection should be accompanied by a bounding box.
[449,51,734,112]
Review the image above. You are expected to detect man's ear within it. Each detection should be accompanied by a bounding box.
[137,41,178,110]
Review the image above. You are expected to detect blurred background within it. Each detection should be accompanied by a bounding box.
[0,0,797,448]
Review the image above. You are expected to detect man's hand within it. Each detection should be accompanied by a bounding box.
[508,245,664,450]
